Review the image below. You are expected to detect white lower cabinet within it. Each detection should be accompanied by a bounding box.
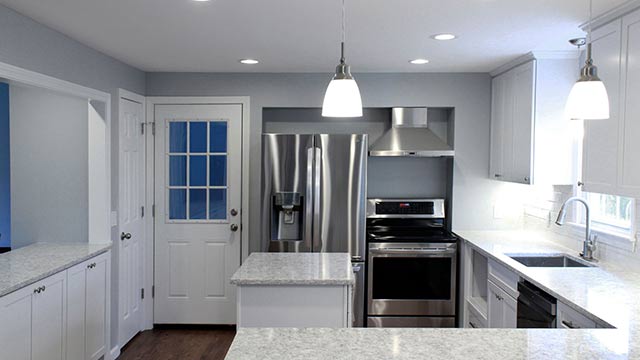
[66,252,110,360]
[557,301,597,329]
[0,282,34,359]
[0,251,109,360]
[487,280,517,328]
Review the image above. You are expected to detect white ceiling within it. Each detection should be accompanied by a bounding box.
[0,0,627,73]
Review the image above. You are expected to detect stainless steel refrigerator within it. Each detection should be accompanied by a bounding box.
[261,133,368,327]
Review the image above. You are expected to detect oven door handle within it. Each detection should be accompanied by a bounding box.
[369,248,456,255]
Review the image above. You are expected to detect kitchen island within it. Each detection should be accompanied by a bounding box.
[230,252,354,328]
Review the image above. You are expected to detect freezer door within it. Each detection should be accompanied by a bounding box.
[261,134,315,253]
[313,134,368,259]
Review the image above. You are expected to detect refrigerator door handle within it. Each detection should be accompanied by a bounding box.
[305,147,315,251]
[313,147,322,252]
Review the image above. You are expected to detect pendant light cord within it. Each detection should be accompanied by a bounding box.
[588,0,592,45]
[340,0,346,63]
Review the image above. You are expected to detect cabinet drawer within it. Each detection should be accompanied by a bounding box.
[488,259,519,298]
[557,301,596,329]
[466,300,487,328]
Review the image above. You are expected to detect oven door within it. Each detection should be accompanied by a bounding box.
[367,242,457,316]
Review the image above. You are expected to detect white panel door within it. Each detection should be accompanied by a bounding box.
[618,10,640,197]
[66,262,87,360]
[489,74,506,180]
[32,271,66,360]
[154,104,242,324]
[118,95,145,346]
[86,254,108,360]
[487,280,517,328]
[0,285,32,359]
[582,20,622,194]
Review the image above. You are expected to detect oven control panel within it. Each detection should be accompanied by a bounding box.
[366,199,445,218]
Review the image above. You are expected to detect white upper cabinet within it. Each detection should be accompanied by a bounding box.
[582,8,640,198]
[490,55,578,185]
[582,20,622,194]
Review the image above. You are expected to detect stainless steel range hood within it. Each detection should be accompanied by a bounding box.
[369,107,455,157]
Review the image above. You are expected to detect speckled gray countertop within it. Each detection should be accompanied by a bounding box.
[226,231,640,359]
[226,327,631,360]
[0,242,112,297]
[230,252,354,286]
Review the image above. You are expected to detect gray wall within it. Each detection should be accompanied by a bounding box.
[147,72,513,253]
[10,84,88,249]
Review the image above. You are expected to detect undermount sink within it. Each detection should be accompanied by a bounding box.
[506,254,596,268]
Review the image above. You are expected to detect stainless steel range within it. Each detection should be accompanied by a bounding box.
[366,199,458,327]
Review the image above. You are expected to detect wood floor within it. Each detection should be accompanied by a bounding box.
[118,325,236,360]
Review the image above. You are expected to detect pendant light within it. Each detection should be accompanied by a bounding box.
[322,0,363,117]
[565,0,610,120]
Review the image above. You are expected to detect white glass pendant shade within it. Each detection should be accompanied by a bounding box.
[322,78,363,117]
[565,80,609,120]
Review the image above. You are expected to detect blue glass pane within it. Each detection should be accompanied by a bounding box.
[169,122,187,153]
[209,156,227,186]
[210,122,227,153]
[169,189,186,220]
[190,122,207,153]
[189,189,206,220]
[169,156,186,186]
[209,189,227,220]
[189,156,206,186]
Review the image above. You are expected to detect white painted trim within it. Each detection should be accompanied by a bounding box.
[0,61,109,102]
[581,0,640,32]
[115,89,146,348]
[489,51,580,77]
[143,96,251,328]
[109,344,121,360]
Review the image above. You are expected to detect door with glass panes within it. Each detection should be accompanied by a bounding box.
[153,104,241,324]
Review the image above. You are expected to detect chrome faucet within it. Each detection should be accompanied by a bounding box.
[555,197,597,261]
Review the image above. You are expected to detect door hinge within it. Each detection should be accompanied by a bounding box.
[141,122,145,135]
[152,204,156,217]
[141,206,145,218]
[152,285,155,298]
[141,288,144,300]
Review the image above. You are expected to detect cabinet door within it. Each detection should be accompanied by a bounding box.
[0,286,32,360]
[487,280,517,328]
[86,253,109,360]
[509,61,536,184]
[582,20,622,194]
[32,271,66,360]
[67,261,88,360]
[490,74,507,180]
[618,9,640,196]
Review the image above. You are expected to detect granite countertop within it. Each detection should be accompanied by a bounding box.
[0,242,112,297]
[230,252,354,286]
[226,327,633,360]
[227,231,640,359]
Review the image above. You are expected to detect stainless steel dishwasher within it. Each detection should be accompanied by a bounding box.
[517,280,557,328]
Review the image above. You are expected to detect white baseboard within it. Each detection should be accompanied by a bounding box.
[109,345,121,360]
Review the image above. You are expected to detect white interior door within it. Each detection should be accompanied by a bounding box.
[118,95,145,346]
[154,104,242,324]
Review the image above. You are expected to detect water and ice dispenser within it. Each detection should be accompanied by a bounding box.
[271,192,303,241]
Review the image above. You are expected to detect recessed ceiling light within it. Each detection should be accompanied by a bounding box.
[239,59,259,65]
[432,33,457,41]
[192,0,211,2]
[409,59,430,65]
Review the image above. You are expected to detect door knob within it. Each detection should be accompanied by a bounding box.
[230,224,239,232]
[230,208,238,217]
[121,232,132,241]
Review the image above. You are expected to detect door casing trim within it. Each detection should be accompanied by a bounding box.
[143,96,250,329]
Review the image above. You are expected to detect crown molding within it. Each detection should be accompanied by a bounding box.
[490,51,580,77]
[580,0,640,31]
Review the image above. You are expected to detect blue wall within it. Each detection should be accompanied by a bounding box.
[0,82,9,249]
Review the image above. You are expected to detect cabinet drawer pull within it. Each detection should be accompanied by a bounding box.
[561,320,577,329]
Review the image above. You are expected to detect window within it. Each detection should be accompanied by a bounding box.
[167,119,228,221]
[581,192,634,233]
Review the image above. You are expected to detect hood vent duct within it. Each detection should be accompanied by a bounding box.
[369,107,455,157]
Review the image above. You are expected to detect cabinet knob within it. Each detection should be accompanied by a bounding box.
[121,232,132,241]
[577,181,584,187]
[494,174,502,178]
[524,177,529,182]
[230,208,238,217]
[230,224,239,232]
